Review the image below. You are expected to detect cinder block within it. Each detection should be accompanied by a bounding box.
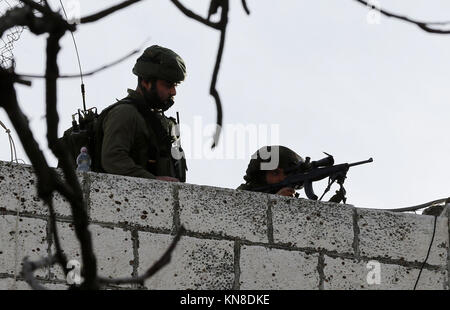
[89,173,174,230]
[272,198,355,254]
[138,232,234,289]
[0,161,84,217]
[240,245,319,289]
[357,209,448,266]
[0,278,32,290]
[49,223,134,283]
[323,255,448,290]
[0,215,47,278]
[0,278,70,290]
[179,184,268,242]
[44,282,71,290]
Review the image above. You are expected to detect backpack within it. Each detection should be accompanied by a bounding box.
[57,102,123,172]
[57,99,187,182]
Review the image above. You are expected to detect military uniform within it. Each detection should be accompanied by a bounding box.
[100,89,178,179]
[99,45,187,180]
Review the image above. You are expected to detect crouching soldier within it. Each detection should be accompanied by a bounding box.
[237,145,304,197]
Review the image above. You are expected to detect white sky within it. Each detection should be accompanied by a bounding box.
[1,0,449,209]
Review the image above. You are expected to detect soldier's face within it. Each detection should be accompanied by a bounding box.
[140,79,178,111]
[265,168,287,184]
[155,79,177,102]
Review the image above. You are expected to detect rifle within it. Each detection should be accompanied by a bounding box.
[252,153,373,203]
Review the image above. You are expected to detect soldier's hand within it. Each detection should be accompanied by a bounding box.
[156,176,180,182]
[276,187,295,197]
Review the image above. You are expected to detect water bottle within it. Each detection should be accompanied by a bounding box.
[76,146,91,172]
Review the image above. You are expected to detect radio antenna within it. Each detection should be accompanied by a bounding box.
[59,0,87,112]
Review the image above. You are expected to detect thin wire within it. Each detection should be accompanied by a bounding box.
[58,0,86,111]
[382,198,449,213]
[413,215,438,290]
[0,119,17,163]
[59,0,83,83]
[9,133,18,163]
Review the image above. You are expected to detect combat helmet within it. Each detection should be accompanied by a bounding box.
[243,145,304,186]
[133,45,186,83]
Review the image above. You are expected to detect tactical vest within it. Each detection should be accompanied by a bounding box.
[99,97,187,181]
[59,97,187,182]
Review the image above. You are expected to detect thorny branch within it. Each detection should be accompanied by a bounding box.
[0,0,185,290]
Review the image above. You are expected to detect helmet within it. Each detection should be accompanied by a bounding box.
[243,145,304,185]
[132,45,186,83]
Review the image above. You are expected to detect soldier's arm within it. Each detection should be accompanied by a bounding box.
[101,105,156,179]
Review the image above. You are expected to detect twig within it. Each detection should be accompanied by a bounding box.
[241,0,250,15]
[170,0,232,148]
[170,0,221,29]
[15,46,142,79]
[354,0,450,34]
[45,197,69,276]
[80,0,143,24]
[210,4,227,148]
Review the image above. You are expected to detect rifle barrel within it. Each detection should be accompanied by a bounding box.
[348,158,373,168]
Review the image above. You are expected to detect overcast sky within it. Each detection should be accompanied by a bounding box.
[1,0,449,210]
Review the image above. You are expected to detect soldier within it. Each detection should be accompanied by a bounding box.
[238,145,348,202]
[99,45,187,182]
[237,145,303,197]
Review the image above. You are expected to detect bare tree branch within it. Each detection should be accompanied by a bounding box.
[1,3,74,37]
[19,0,53,16]
[22,255,57,290]
[241,0,250,15]
[80,0,143,24]
[0,7,32,37]
[45,198,69,276]
[170,0,236,148]
[45,26,98,289]
[15,46,142,79]
[209,1,228,148]
[1,0,191,290]
[0,69,54,199]
[354,0,450,34]
[170,0,221,29]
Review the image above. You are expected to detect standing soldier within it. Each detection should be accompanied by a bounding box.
[98,45,187,182]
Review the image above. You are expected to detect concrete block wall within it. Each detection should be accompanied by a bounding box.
[0,161,448,290]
